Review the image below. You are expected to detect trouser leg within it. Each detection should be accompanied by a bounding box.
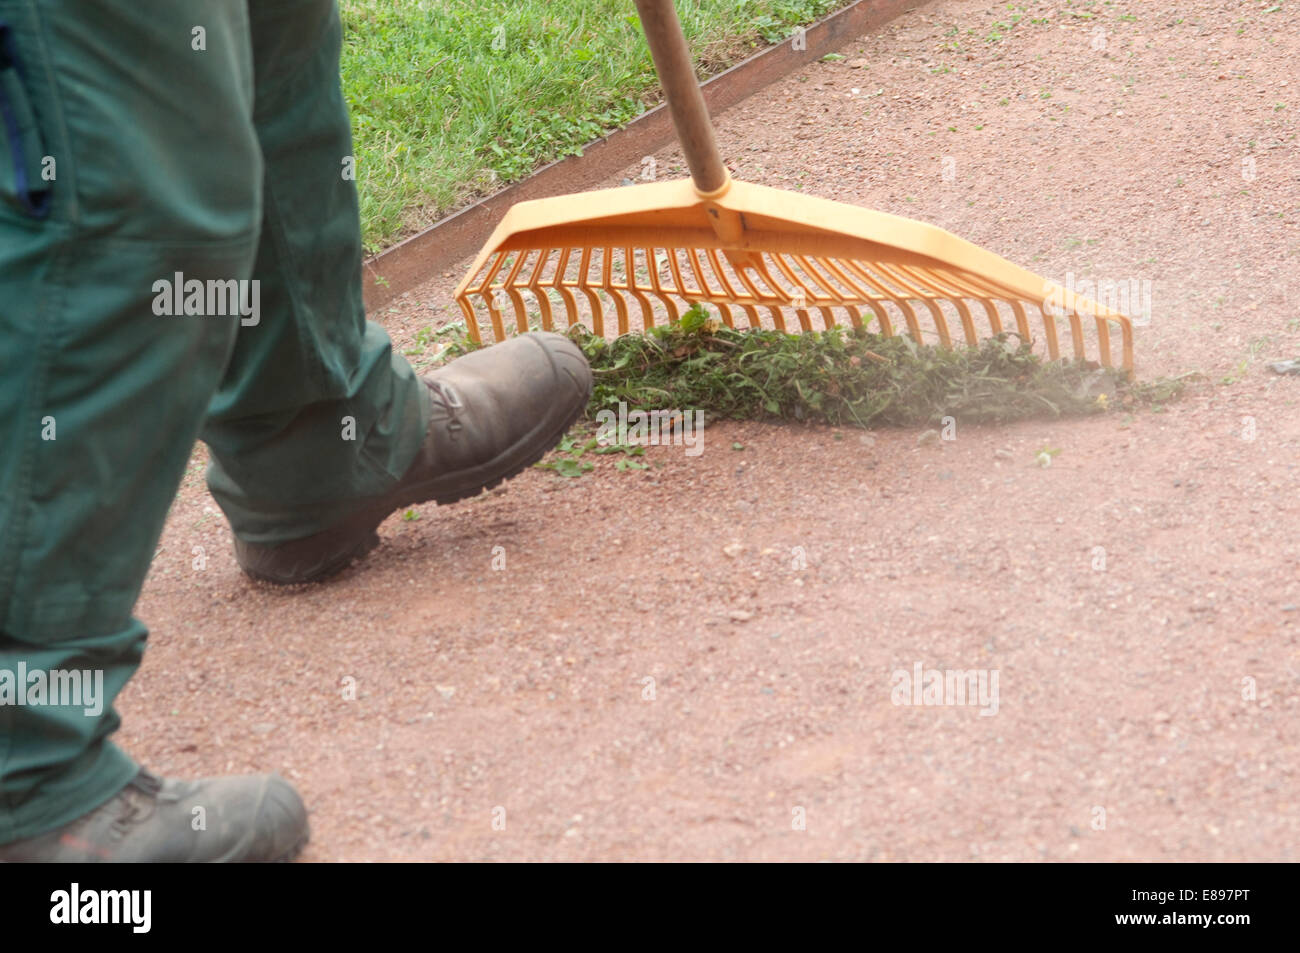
[0,0,260,842]
[201,0,429,546]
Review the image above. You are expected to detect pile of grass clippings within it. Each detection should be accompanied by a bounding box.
[437,304,1187,429]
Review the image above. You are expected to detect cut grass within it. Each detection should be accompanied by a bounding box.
[340,0,848,252]
[438,305,1189,431]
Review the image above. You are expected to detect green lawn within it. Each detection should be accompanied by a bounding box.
[339,0,848,252]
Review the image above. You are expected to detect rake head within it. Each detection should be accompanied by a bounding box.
[454,177,1135,374]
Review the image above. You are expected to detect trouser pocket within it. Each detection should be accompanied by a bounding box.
[0,21,51,218]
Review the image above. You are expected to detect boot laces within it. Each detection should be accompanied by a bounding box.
[426,379,464,435]
[108,770,162,838]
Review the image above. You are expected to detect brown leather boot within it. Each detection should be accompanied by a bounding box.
[235,331,592,585]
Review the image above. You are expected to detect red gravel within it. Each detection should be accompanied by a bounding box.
[123,0,1299,861]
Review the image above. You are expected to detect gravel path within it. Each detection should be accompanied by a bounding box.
[124,0,1299,860]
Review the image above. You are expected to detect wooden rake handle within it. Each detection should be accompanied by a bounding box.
[633,0,729,196]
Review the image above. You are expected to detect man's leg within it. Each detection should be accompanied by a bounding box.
[0,0,303,858]
[203,0,593,587]
[200,0,430,546]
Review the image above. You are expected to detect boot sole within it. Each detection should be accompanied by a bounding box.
[0,826,312,863]
[238,381,591,586]
[270,831,310,863]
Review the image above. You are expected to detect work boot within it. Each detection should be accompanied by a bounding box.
[235,331,593,585]
[0,768,308,862]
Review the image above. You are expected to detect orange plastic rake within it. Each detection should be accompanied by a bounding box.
[455,0,1135,374]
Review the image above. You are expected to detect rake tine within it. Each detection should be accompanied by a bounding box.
[978,299,1004,335]
[686,247,715,299]
[666,247,692,299]
[480,251,511,342]
[704,247,744,302]
[1005,299,1034,344]
[455,297,480,343]
[1081,298,1129,369]
[783,254,823,295]
[841,260,925,345]
[891,298,926,347]
[746,253,784,300]
[628,247,657,330]
[793,254,848,323]
[653,290,680,325]
[604,248,629,335]
[949,297,979,346]
[576,247,605,337]
[454,251,490,342]
[832,256,894,323]
[921,298,953,349]
[507,289,529,333]
[699,248,758,327]
[647,249,680,325]
[551,248,582,332]
[873,262,952,349]
[944,269,1037,345]
[502,251,532,334]
[894,264,980,346]
[948,265,1033,340]
[726,253,782,328]
[672,247,720,324]
[612,286,631,335]
[819,258,890,333]
[1067,307,1086,362]
[525,249,554,331]
[1095,314,1113,368]
[766,254,816,330]
[748,255,794,330]
[682,247,729,325]
[867,300,891,334]
[1036,302,1062,361]
[790,271,842,330]
[930,268,1005,335]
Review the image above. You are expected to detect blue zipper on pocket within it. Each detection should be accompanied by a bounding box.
[0,21,51,218]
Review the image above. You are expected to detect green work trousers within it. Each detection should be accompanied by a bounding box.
[0,0,428,842]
